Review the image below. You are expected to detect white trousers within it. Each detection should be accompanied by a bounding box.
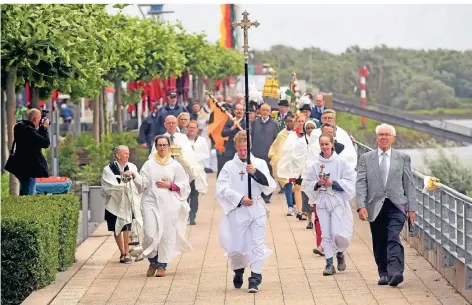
[316,201,352,260]
[226,212,267,274]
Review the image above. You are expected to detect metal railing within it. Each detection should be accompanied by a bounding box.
[354,140,472,290]
[334,93,472,137]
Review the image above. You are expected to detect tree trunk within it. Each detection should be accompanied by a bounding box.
[115,79,123,132]
[99,88,105,139]
[223,79,227,99]
[31,84,40,109]
[6,66,19,196]
[72,99,82,136]
[192,76,198,104]
[102,87,109,135]
[198,77,204,105]
[1,90,6,173]
[93,95,100,144]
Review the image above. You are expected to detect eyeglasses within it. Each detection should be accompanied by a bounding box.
[377,133,393,137]
[157,144,169,148]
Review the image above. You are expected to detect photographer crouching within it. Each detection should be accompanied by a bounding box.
[5,108,51,196]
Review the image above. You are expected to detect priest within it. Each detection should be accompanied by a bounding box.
[216,130,276,293]
[309,109,357,169]
[140,135,192,277]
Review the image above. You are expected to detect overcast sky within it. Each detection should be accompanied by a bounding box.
[106,4,471,54]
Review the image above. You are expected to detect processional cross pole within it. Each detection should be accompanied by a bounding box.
[233,10,259,199]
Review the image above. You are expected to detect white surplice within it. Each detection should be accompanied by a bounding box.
[308,126,358,170]
[139,156,192,263]
[149,132,207,193]
[277,132,314,180]
[302,152,356,259]
[215,153,277,273]
[189,135,210,194]
[101,162,144,236]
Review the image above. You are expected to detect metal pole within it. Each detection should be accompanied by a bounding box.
[244,60,252,199]
[54,102,59,176]
[81,184,89,242]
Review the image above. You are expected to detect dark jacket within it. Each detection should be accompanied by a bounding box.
[139,113,160,149]
[250,117,278,162]
[311,106,325,122]
[334,140,345,155]
[222,118,246,157]
[11,120,50,180]
[156,104,187,135]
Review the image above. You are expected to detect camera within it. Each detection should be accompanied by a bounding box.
[40,109,49,126]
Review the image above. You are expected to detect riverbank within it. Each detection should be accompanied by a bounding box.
[336,112,459,149]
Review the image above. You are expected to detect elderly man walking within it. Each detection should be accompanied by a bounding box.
[356,123,416,287]
[251,103,278,203]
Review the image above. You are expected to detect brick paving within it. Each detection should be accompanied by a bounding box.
[48,174,468,305]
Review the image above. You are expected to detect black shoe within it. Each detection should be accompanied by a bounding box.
[233,268,244,289]
[323,263,336,276]
[378,275,389,285]
[306,222,313,230]
[189,219,196,225]
[248,272,262,293]
[336,253,346,271]
[389,273,404,287]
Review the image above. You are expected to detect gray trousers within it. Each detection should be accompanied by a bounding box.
[188,180,199,221]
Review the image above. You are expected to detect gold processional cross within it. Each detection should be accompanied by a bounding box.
[232,10,260,62]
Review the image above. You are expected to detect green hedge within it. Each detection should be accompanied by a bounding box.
[1,195,80,305]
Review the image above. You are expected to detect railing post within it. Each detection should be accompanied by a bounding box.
[81,184,90,242]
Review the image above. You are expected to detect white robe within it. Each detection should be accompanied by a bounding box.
[308,126,358,170]
[139,156,192,263]
[277,133,313,179]
[189,136,210,194]
[302,153,356,259]
[101,162,144,236]
[215,153,277,273]
[149,132,207,193]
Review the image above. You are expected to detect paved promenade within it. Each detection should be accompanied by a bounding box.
[26,174,469,305]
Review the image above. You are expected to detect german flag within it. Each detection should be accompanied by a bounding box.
[219,4,238,49]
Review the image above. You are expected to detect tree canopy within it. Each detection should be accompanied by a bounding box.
[254,45,472,110]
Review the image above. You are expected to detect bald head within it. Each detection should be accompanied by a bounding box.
[165,115,178,134]
[260,103,271,119]
[28,109,41,127]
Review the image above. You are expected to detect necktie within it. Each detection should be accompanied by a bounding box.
[169,134,174,144]
[380,152,388,186]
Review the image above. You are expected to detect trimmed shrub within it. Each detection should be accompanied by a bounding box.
[1,197,61,305]
[1,194,80,304]
[56,194,80,271]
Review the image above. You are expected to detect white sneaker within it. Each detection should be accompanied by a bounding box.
[287,207,295,216]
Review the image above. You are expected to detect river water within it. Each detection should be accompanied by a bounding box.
[399,119,472,172]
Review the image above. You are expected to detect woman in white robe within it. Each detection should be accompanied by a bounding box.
[101,145,144,264]
[302,133,356,276]
[140,135,192,277]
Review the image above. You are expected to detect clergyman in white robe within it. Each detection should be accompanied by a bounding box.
[216,153,276,291]
[139,154,192,273]
[187,134,210,224]
[302,152,356,275]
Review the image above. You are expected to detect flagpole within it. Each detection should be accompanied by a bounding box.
[233,11,259,199]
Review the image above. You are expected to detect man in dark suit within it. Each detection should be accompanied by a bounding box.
[310,94,326,122]
[356,123,416,287]
[219,102,245,176]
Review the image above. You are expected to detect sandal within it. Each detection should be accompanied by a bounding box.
[120,254,132,264]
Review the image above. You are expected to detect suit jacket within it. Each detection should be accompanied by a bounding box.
[356,148,416,222]
[221,118,246,157]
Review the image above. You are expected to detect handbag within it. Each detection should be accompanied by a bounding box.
[4,140,18,176]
